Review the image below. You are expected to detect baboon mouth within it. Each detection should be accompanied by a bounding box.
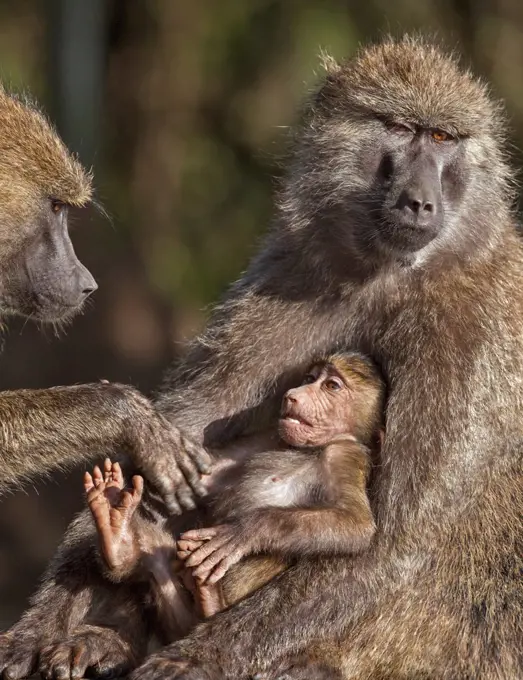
[32,301,84,323]
[280,413,311,427]
[377,214,441,253]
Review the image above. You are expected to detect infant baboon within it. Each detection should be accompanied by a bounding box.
[85,352,384,638]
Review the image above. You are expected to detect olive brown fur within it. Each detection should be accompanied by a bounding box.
[3,35,523,680]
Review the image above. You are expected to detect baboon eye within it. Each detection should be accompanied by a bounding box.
[385,121,413,135]
[302,374,316,385]
[431,129,454,143]
[325,378,342,391]
[50,198,66,214]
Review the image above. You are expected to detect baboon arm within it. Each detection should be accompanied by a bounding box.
[0,382,183,492]
[242,505,375,558]
[0,382,213,511]
[242,440,374,558]
[0,383,134,487]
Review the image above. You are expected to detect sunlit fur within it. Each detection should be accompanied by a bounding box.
[9,36,523,680]
[0,89,91,257]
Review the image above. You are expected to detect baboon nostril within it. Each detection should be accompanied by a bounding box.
[82,285,97,298]
[423,201,434,213]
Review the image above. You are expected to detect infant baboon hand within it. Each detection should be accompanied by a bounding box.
[177,524,249,584]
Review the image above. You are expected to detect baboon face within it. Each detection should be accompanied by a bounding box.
[0,198,97,322]
[367,122,464,253]
[279,355,383,447]
[0,89,94,322]
[295,39,510,264]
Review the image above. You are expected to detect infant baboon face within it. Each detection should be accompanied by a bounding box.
[278,363,355,448]
[279,353,385,449]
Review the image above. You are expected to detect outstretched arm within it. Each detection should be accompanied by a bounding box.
[0,382,211,513]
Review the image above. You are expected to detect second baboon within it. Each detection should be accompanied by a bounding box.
[3,36,523,680]
[0,86,210,508]
[84,352,383,640]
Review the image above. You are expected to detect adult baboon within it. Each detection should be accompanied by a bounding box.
[3,36,523,680]
[0,88,209,508]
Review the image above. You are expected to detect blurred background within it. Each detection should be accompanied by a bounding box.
[1,0,523,626]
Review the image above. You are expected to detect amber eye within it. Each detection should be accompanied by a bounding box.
[325,378,342,391]
[431,129,454,143]
[50,199,65,214]
[302,373,316,385]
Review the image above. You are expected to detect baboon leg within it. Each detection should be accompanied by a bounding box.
[0,511,148,680]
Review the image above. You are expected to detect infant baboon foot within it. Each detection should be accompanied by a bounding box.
[84,458,144,572]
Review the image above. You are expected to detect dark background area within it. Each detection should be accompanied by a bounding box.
[1,0,523,626]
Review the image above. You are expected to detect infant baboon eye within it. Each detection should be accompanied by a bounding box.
[431,129,454,143]
[50,198,66,215]
[325,378,342,391]
[302,374,316,385]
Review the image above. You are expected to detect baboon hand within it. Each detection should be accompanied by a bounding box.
[39,625,139,680]
[178,523,249,584]
[0,631,39,680]
[127,399,213,515]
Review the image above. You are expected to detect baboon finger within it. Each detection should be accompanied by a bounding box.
[175,451,207,498]
[207,550,242,584]
[175,484,197,512]
[103,458,113,483]
[112,462,124,487]
[39,645,72,680]
[149,467,186,515]
[180,527,219,542]
[83,471,94,494]
[177,538,204,552]
[3,656,37,680]
[154,482,182,515]
[132,475,144,498]
[161,471,197,511]
[191,543,234,580]
[182,437,213,475]
[185,536,230,570]
[69,643,91,679]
